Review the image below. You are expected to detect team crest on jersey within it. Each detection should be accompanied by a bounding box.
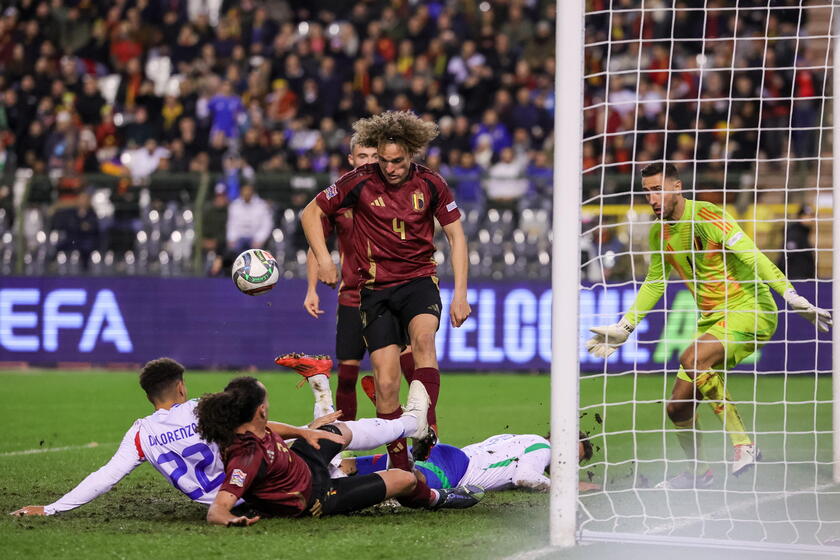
[324,185,338,199]
[230,469,247,487]
[412,191,425,211]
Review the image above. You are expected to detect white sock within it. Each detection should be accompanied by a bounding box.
[343,416,417,451]
[307,374,335,418]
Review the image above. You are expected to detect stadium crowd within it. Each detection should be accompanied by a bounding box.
[0,0,826,279]
[584,0,822,179]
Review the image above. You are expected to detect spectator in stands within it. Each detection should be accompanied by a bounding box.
[127,138,169,183]
[448,151,485,217]
[0,137,15,229]
[226,182,273,256]
[778,204,817,280]
[484,147,528,214]
[203,183,230,276]
[52,190,100,268]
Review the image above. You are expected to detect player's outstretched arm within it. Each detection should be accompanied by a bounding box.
[303,248,324,318]
[10,505,46,516]
[300,199,337,287]
[14,426,144,516]
[207,490,260,527]
[266,421,345,448]
[726,222,832,332]
[442,219,470,327]
[587,224,669,358]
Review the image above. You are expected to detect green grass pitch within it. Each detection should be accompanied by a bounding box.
[1,369,837,560]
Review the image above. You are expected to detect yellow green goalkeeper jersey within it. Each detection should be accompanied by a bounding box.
[623,199,794,326]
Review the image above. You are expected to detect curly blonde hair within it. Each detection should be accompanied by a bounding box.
[352,111,439,158]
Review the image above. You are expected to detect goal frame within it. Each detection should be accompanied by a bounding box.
[550,0,840,550]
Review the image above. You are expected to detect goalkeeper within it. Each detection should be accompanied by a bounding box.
[586,163,832,489]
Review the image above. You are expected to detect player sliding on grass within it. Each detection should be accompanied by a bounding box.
[10,358,443,517]
[301,111,470,504]
[196,376,483,525]
[341,431,599,494]
[586,162,832,489]
[298,135,417,422]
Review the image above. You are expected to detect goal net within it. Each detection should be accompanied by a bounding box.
[558,0,840,552]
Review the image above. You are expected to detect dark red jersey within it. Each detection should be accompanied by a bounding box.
[316,163,461,290]
[220,428,312,517]
[321,209,361,307]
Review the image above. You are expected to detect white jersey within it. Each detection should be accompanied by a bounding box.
[459,434,551,492]
[45,400,223,515]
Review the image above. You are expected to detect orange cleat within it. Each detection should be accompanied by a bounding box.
[274,353,333,379]
[361,375,377,405]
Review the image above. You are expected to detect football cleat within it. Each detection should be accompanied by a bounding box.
[403,380,430,439]
[655,469,714,490]
[433,485,485,510]
[411,423,438,462]
[731,443,762,476]
[275,353,333,378]
[361,375,377,405]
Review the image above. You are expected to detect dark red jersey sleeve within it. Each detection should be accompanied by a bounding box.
[220,449,261,500]
[428,173,461,227]
[315,165,373,217]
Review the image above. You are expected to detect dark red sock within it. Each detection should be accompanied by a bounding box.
[397,477,436,508]
[336,363,360,421]
[377,406,411,470]
[400,352,416,383]
[412,367,440,428]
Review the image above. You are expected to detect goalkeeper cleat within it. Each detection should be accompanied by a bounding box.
[433,485,485,510]
[655,469,714,490]
[275,353,333,378]
[403,380,430,439]
[361,375,377,405]
[411,423,438,462]
[731,443,762,476]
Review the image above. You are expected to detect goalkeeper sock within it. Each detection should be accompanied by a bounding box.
[696,370,752,447]
[336,364,360,421]
[343,416,417,451]
[673,416,708,474]
[412,367,439,427]
[400,352,416,383]
[377,406,411,470]
[307,374,335,419]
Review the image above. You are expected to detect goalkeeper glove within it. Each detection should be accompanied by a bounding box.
[783,289,832,333]
[586,318,635,359]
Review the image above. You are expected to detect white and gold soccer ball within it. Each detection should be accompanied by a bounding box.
[231,249,280,296]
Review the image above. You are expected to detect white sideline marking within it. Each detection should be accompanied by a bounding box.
[0,442,106,457]
[648,480,839,535]
[503,546,561,560]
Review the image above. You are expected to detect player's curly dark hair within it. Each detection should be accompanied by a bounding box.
[139,358,185,403]
[196,376,266,450]
[351,111,439,157]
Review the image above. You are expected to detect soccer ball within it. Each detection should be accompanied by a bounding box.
[232,249,280,296]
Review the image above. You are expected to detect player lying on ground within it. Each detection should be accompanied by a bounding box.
[196,376,484,526]
[301,112,471,488]
[300,136,417,423]
[339,432,599,493]
[10,358,437,517]
[586,162,832,489]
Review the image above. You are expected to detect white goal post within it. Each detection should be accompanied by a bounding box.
[551,0,840,553]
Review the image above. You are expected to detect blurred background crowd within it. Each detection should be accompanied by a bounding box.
[0,0,829,281]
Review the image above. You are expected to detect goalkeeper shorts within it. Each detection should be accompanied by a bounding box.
[679,308,778,374]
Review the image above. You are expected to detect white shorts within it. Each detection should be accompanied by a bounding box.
[459,434,551,492]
